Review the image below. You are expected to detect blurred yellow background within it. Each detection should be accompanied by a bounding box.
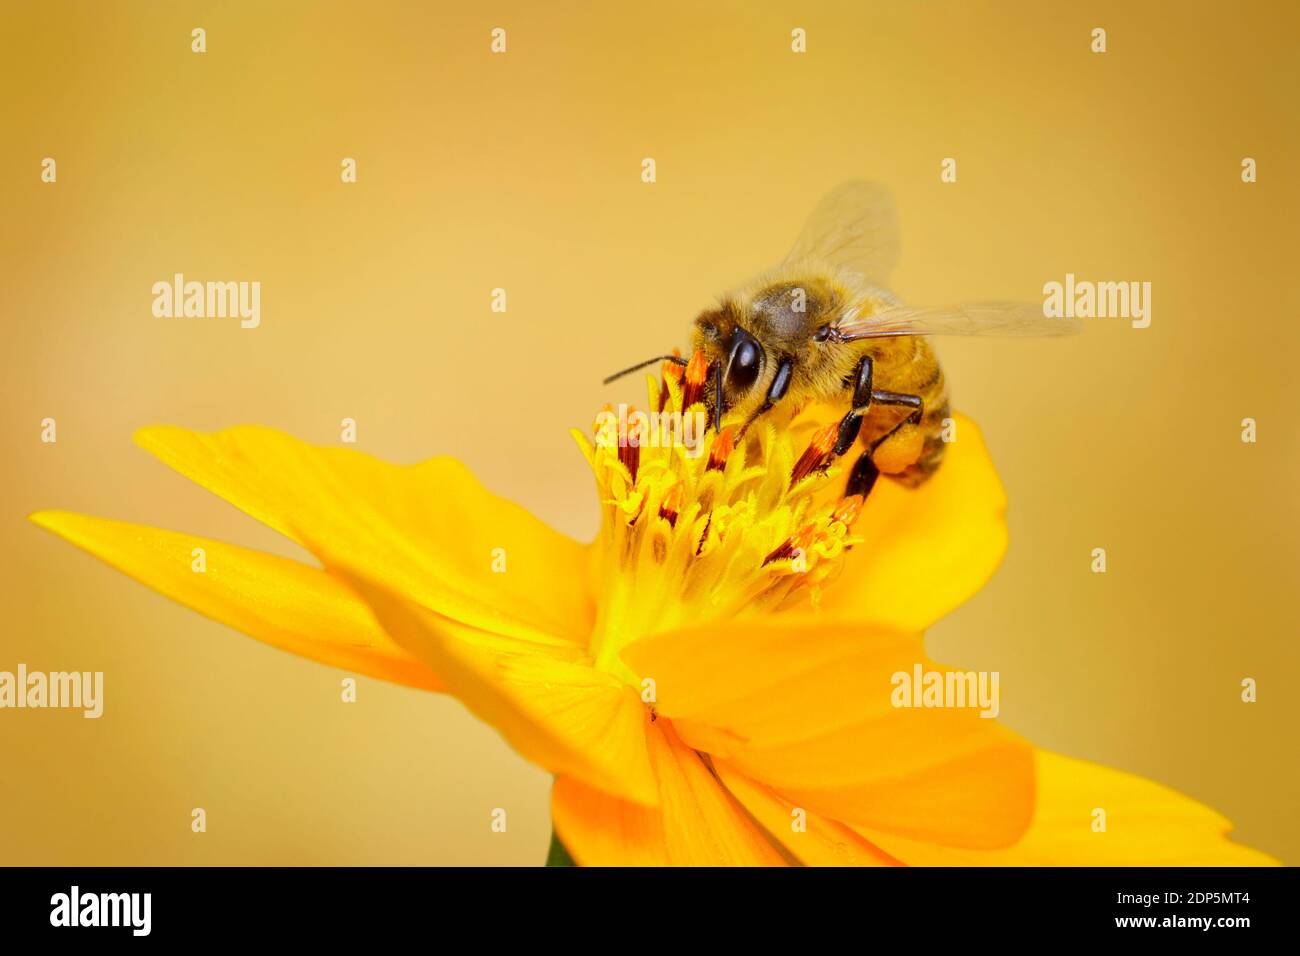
[2,0,1296,865]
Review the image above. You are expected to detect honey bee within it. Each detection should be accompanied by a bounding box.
[605,182,1078,498]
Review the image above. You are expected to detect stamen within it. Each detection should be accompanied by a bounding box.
[658,483,682,527]
[791,423,838,485]
[681,349,710,410]
[696,512,712,556]
[764,525,815,566]
[618,407,643,480]
[707,426,736,472]
[832,494,865,528]
[580,353,868,680]
[658,352,684,412]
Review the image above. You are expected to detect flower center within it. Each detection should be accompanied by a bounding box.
[575,351,864,684]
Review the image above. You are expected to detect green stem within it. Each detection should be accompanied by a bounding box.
[545,829,576,867]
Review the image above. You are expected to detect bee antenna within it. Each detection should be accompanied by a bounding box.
[602,354,688,385]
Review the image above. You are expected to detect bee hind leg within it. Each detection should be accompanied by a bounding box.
[845,450,881,498]
[870,389,923,423]
[827,358,927,498]
[839,389,925,498]
[831,357,925,460]
[866,395,927,478]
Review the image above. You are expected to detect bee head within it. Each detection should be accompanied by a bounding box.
[693,305,766,429]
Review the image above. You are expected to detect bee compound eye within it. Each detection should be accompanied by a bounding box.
[726,333,762,393]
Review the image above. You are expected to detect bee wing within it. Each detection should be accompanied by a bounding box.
[833,302,1082,340]
[781,181,900,289]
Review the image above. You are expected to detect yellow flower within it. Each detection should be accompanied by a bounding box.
[31,358,1274,866]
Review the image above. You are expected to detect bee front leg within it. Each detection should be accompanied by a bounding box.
[739,357,793,436]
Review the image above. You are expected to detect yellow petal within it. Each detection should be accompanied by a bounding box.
[30,510,441,691]
[134,425,592,646]
[340,570,657,806]
[800,413,1007,632]
[622,621,1033,848]
[855,750,1279,866]
[713,763,898,866]
[551,718,789,866]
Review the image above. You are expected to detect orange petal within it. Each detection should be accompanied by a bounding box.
[551,718,789,866]
[340,570,657,806]
[134,425,593,646]
[622,621,1033,848]
[713,763,898,866]
[856,750,1279,866]
[800,412,1007,632]
[30,511,440,691]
